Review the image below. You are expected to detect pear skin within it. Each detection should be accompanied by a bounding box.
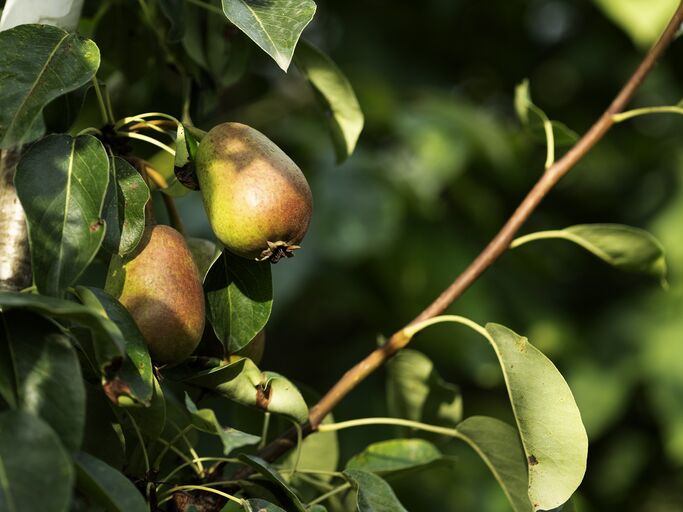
[106,225,205,364]
[195,122,313,262]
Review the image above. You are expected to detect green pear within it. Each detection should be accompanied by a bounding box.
[105,225,205,364]
[195,122,313,262]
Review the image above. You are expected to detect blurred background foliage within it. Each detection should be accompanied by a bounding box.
[40,0,683,509]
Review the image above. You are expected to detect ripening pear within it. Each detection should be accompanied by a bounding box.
[105,225,205,364]
[195,122,313,262]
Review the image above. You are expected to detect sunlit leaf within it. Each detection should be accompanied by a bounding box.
[221,0,316,71]
[0,24,99,147]
[15,134,109,297]
[592,0,678,48]
[295,40,364,161]
[346,438,441,476]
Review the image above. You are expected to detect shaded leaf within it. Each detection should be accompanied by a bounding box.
[246,499,287,511]
[0,310,85,453]
[205,251,273,353]
[102,157,149,256]
[74,286,154,405]
[221,0,316,71]
[386,349,462,427]
[159,0,186,41]
[484,323,587,510]
[173,123,201,190]
[343,469,407,512]
[457,416,532,512]
[295,40,364,161]
[74,451,147,512]
[238,455,306,511]
[187,238,222,283]
[124,375,166,438]
[511,224,667,286]
[185,393,260,454]
[82,383,126,470]
[0,410,74,512]
[0,24,99,147]
[346,438,441,476]
[15,134,109,297]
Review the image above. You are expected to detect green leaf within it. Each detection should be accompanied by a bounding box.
[0,310,85,453]
[457,416,533,512]
[82,384,126,470]
[102,157,149,257]
[511,224,668,286]
[124,376,166,438]
[159,0,187,41]
[74,452,147,512]
[187,238,222,283]
[205,251,273,353]
[592,0,679,48]
[386,349,462,427]
[262,372,309,423]
[346,438,441,476]
[184,393,260,454]
[0,291,125,369]
[0,24,100,147]
[74,286,154,405]
[295,40,364,162]
[0,410,74,512]
[484,323,587,510]
[343,469,407,512]
[15,134,109,297]
[246,499,287,511]
[221,0,316,71]
[238,455,307,511]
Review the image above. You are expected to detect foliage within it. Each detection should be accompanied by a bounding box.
[0,0,681,511]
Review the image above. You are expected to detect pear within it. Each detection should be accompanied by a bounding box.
[195,122,313,262]
[105,225,205,364]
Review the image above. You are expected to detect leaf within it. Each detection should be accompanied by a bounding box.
[74,452,147,512]
[261,372,309,423]
[295,40,364,162]
[205,250,273,353]
[246,499,287,512]
[159,0,187,41]
[0,0,84,31]
[457,416,533,512]
[0,410,74,512]
[511,224,668,286]
[82,383,126,470]
[0,291,125,368]
[238,455,307,511]
[74,286,154,405]
[0,310,85,453]
[346,438,441,476]
[15,134,110,297]
[220,0,316,71]
[592,0,679,48]
[124,375,166,438]
[484,323,587,510]
[102,157,149,256]
[187,238,222,283]
[0,24,100,147]
[173,123,201,190]
[343,469,407,512]
[386,349,462,427]
[184,393,260,455]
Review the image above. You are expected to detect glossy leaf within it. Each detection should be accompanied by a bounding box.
[0,291,125,367]
[295,40,364,161]
[185,393,260,454]
[386,349,462,427]
[187,237,221,283]
[343,469,407,512]
[221,0,316,71]
[74,286,153,405]
[102,157,149,256]
[0,410,74,512]
[205,250,273,353]
[262,371,309,423]
[511,224,667,286]
[74,452,147,512]
[15,134,109,297]
[0,310,85,453]
[485,323,587,510]
[185,357,262,407]
[457,416,532,512]
[238,455,307,511]
[346,438,441,476]
[0,24,99,147]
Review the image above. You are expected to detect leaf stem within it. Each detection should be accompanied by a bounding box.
[612,105,683,123]
[318,417,464,440]
[258,412,271,450]
[116,131,176,156]
[307,482,352,507]
[157,484,244,506]
[187,0,224,16]
[91,78,113,125]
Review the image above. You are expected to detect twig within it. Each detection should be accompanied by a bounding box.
[231,0,683,485]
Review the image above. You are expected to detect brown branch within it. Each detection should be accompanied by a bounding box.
[228,0,683,483]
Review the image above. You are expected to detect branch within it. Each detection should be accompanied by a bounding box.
[230,0,683,481]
